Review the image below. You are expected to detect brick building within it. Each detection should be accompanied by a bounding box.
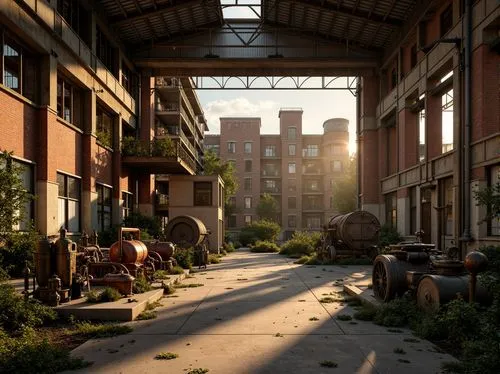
[205,111,350,239]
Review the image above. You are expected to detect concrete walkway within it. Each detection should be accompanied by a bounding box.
[70,249,455,373]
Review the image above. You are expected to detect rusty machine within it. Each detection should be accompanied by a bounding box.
[164,215,210,268]
[319,211,381,261]
[372,234,490,311]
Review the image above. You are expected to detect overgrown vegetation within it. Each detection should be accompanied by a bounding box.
[155,352,179,360]
[163,284,176,295]
[71,321,133,339]
[208,254,221,264]
[133,275,153,294]
[279,231,322,256]
[250,240,280,253]
[256,193,280,222]
[330,155,357,214]
[98,212,162,247]
[86,287,122,303]
[169,265,185,275]
[222,242,235,253]
[239,220,281,246]
[173,248,194,269]
[378,224,402,247]
[203,149,238,204]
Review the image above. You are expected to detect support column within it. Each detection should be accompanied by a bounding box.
[36,55,59,236]
[112,115,123,225]
[359,75,381,219]
[137,74,155,216]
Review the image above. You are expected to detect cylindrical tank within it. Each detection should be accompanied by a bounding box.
[165,215,208,248]
[109,240,148,264]
[416,274,490,312]
[328,211,380,253]
[55,229,77,288]
[35,237,53,288]
[146,241,175,260]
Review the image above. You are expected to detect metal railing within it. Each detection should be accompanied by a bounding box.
[156,193,169,207]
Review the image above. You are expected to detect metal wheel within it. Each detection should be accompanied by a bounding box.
[372,260,389,301]
[416,276,440,313]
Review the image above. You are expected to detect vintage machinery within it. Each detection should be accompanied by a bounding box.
[320,211,381,260]
[103,272,135,296]
[372,238,489,311]
[144,240,176,271]
[165,215,209,268]
[109,227,149,276]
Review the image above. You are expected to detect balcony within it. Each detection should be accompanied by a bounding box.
[156,193,169,211]
[262,187,281,194]
[262,170,280,177]
[302,188,323,194]
[121,137,196,175]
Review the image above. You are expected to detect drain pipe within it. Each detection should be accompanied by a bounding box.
[461,0,473,248]
[356,80,362,211]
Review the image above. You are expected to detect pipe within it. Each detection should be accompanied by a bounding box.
[461,0,472,248]
[356,81,361,210]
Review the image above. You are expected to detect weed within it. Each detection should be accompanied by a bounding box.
[133,276,152,294]
[393,347,406,354]
[237,278,248,281]
[349,321,358,325]
[319,360,338,368]
[225,287,234,290]
[99,287,123,302]
[187,369,209,374]
[250,240,280,253]
[319,297,335,303]
[298,299,306,302]
[153,270,171,280]
[71,322,133,339]
[163,284,176,295]
[155,352,178,360]
[353,304,377,321]
[169,266,185,275]
[274,333,284,337]
[337,315,352,321]
[137,310,157,320]
[208,254,221,264]
[174,283,204,288]
[309,317,319,321]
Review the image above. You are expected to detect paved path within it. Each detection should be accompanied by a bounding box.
[70,250,455,373]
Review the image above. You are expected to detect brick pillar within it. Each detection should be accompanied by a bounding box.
[137,74,155,216]
[359,76,381,218]
[112,115,123,225]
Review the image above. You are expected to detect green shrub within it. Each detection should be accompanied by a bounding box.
[86,287,122,303]
[222,242,235,253]
[294,255,310,264]
[71,321,133,339]
[153,270,171,280]
[373,296,418,327]
[0,228,38,278]
[121,136,149,156]
[239,220,280,246]
[0,283,57,332]
[163,284,176,295]
[353,304,377,321]
[208,254,221,264]
[378,224,401,247]
[96,129,112,148]
[173,248,194,269]
[133,276,152,294]
[233,241,242,249]
[151,137,175,157]
[0,327,91,373]
[123,212,162,238]
[279,231,321,256]
[155,352,179,360]
[250,240,280,253]
[168,265,185,275]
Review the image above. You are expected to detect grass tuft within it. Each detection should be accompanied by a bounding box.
[319,360,338,368]
[393,347,406,354]
[155,352,179,360]
[71,322,133,339]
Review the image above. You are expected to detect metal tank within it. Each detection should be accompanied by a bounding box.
[109,227,148,264]
[164,215,208,248]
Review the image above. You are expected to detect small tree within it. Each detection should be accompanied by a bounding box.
[474,182,500,224]
[331,155,357,214]
[202,149,238,201]
[256,193,279,221]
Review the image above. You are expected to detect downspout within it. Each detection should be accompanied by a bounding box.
[461,0,473,248]
[356,81,362,210]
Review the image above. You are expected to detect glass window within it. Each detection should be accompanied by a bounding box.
[96,184,112,232]
[288,162,296,174]
[288,179,297,192]
[57,75,81,127]
[288,196,296,209]
[419,108,426,162]
[264,145,276,157]
[96,104,114,148]
[410,187,417,234]
[96,25,117,76]
[303,144,319,157]
[244,197,252,209]
[244,178,252,191]
[385,192,397,229]
[331,160,342,172]
[440,4,453,37]
[442,88,454,153]
[264,180,276,192]
[122,191,133,219]
[306,216,321,229]
[227,142,236,153]
[227,215,237,228]
[58,173,81,232]
[3,38,20,91]
[288,215,296,228]
[287,127,297,140]
[488,165,500,236]
[194,182,212,206]
[440,178,454,236]
[244,215,252,225]
[245,160,252,172]
[288,144,296,156]
[244,142,252,154]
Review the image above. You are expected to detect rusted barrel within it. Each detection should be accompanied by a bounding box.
[328,211,380,252]
[146,241,175,260]
[109,240,148,264]
[165,215,208,248]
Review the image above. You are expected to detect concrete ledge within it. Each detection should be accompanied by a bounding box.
[343,283,381,308]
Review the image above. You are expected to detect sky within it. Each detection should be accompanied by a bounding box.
[196,88,358,154]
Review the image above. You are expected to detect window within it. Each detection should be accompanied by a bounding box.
[264,180,276,192]
[385,192,397,229]
[440,4,453,37]
[244,215,252,225]
[288,179,297,192]
[57,173,80,232]
[303,144,319,157]
[331,160,342,172]
[227,142,236,153]
[57,0,90,44]
[205,144,220,156]
[228,215,237,228]
[288,215,296,228]
[245,160,252,172]
[419,108,426,162]
[487,165,500,236]
[96,104,114,148]
[306,216,321,229]
[10,160,34,231]
[244,197,252,209]
[287,127,297,140]
[244,178,252,191]
[96,183,112,232]
[264,145,276,157]
[244,142,252,154]
[440,178,454,236]
[442,88,454,153]
[194,182,212,206]
[57,76,82,127]
[305,180,320,192]
[96,25,117,76]
[305,196,321,210]
[2,34,39,102]
[122,191,133,219]
[288,162,296,174]
[288,196,296,209]
[263,163,279,177]
[288,144,296,156]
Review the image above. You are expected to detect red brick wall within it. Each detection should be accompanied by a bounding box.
[0,90,37,161]
[399,108,418,169]
[54,120,82,177]
[93,145,113,186]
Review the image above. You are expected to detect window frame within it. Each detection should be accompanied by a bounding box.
[244,142,252,154]
[244,196,252,209]
[96,183,112,232]
[227,141,236,153]
[244,159,252,172]
[288,162,296,174]
[287,127,297,140]
[57,172,81,233]
[264,145,276,157]
[194,181,213,206]
[122,191,133,220]
[244,177,252,191]
[288,144,296,156]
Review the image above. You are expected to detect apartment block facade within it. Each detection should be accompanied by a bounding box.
[205,111,350,239]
